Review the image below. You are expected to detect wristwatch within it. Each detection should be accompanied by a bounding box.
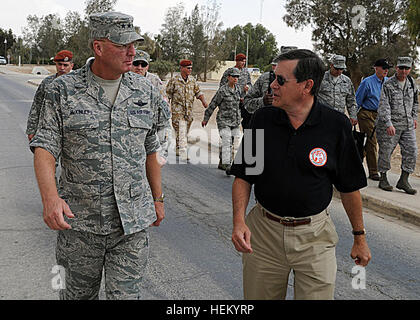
[352,228,366,236]
[153,193,165,203]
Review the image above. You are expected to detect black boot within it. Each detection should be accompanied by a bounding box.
[396,171,417,195]
[378,172,393,192]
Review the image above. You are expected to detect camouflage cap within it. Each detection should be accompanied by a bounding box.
[397,57,412,68]
[89,12,144,45]
[280,46,298,54]
[228,68,240,77]
[134,50,150,63]
[332,55,346,69]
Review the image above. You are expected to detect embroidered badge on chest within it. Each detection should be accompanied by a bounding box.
[309,148,327,167]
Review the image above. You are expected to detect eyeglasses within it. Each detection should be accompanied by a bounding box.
[275,74,298,86]
[133,60,148,67]
[398,66,411,70]
[230,75,239,78]
[185,66,193,70]
[333,66,344,71]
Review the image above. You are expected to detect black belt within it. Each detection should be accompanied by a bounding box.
[260,207,312,227]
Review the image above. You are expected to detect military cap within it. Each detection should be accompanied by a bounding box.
[54,50,73,62]
[180,59,192,67]
[332,55,346,69]
[374,58,392,69]
[280,46,298,54]
[397,57,413,68]
[134,50,150,64]
[228,68,240,77]
[235,53,246,61]
[89,12,144,45]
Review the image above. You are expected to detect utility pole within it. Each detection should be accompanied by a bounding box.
[246,33,249,69]
[4,39,7,61]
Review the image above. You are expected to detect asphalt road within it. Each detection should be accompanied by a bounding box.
[0,72,418,300]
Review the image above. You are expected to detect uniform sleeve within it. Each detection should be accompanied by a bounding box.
[166,78,174,101]
[333,119,367,192]
[203,87,222,122]
[243,75,265,114]
[377,84,393,128]
[29,82,63,160]
[346,81,357,119]
[412,80,418,120]
[194,80,203,99]
[26,81,47,135]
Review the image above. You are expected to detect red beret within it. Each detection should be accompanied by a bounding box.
[180,59,192,67]
[54,50,73,62]
[235,53,246,61]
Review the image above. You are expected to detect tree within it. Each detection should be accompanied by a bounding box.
[283,0,418,87]
[159,3,187,69]
[407,0,420,41]
[0,28,16,60]
[224,23,279,70]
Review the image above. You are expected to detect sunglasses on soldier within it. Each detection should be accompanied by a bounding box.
[133,60,148,67]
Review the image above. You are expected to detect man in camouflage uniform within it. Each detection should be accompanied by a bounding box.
[166,59,208,159]
[29,12,170,300]
[317,55,358,125]
[202,68,242,174]
[26,50,74,141]
[131,50,172,165]
[376,57,418,195]
[244,46,298,115]
[220,53,252,128]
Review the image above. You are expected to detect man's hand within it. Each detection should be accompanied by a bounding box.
[414,120,417,130]
[244,85,249,93]
[202,101,208,109]
[232,221,252,253]
[263,91,273,106]
[351,236,371,266]
[151,201,165,227]
[43,196,74,230]
[28,134,35,141]
[386,125,396,136]
[201,120,207,127]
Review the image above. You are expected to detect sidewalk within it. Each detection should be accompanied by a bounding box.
[25,74,420,228]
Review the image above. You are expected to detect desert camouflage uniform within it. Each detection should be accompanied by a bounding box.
[166,74,203,153]
[145,71,172,160]
[243,71,274,114]
[26,74,57,135]
[317,71,357,120]
[30,56,170,299]
[204,84,242,165]
[376,75,418,173]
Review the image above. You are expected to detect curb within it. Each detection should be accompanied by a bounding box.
[333,189,420,227]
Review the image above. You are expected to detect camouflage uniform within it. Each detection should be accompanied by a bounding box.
[166,74,203,153]
[204,79,242,165]
[26,74,57,135]
[317,70,357,120]
[220,67,252,99]
[243,71,274,114]
[145,72,172,160]
[376,74,418,173]
[30,12,170,300]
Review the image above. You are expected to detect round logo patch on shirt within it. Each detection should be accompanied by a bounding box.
[309,148,327,167]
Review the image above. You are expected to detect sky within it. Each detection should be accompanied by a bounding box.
[0,0,314,50]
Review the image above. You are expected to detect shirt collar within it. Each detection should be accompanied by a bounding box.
[275,97,322,128]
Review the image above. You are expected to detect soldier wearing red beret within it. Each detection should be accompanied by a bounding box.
[26,49,74,141]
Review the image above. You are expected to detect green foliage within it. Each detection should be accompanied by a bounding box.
[283,0,417,87]
[149,60,176,80]
[407,0,420,41]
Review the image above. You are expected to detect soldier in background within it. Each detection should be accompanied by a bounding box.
[30,12,170,299]
[244,46,298,115]
[220,53,252,128]
[131,50,172,165]
[376,57,418,195]
[317,55,358,125]
[202,68,242,174]
[26,50,74,141]
[166,59,208,160]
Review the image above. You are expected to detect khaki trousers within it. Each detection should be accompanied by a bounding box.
[357,108,378,176]
[243,203,339,300]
